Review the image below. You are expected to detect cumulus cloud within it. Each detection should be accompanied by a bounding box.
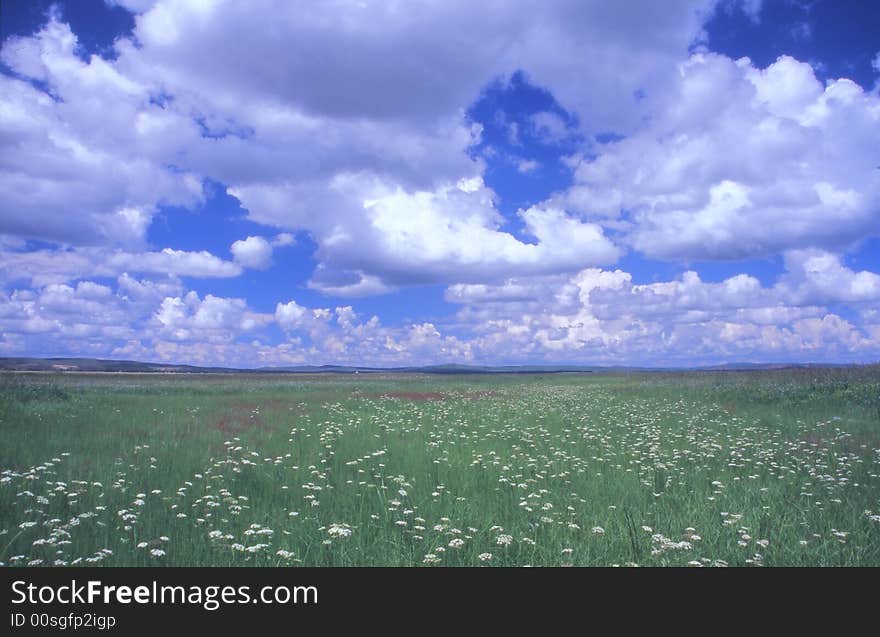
[0,246,241,287]
[558,54,880,261]
[442,253,880,364]
[0,0,725,290]
[109,249,242,278]
[118,0,713,132]
[0,18,204,246]
[230,236,273,270]
[274,300,312,331]
[328,177,620,291]
[273,299,473,364]
[306,270,396,298]
[0,275,278,363]
[0,279,143,354]
[230,233,297,270]
[153,292,273,342]
[2,255,878,366]
[2,1,879,366]
[779,250,880,305]
[446,275,579,310]
[116,273,184,309]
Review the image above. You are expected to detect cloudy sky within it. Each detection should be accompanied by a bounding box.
[1,0,879,367]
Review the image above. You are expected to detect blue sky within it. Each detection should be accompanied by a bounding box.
[1,0,879,367]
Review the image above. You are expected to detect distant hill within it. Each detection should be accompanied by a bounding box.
[0,357,869,375]
[0,357,613,374]
[0,357,241,373]
[695,362,854,371]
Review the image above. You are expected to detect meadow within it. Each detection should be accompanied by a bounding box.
[1,368,879,567]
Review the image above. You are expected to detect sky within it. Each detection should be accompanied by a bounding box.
[0,0,879,368]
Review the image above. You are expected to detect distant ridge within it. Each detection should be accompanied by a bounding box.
[0,357,606,374]
[0,357,869,374]
[0,357,239,374]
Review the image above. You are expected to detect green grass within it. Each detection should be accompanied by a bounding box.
[1,369,879,567]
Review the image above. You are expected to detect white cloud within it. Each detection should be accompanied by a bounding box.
[272,233,295,247]
[154,292,272,342]
[0,246,241,287]
[2,1,879,367]
[230,236,273,270]
[307,270,396,298]
[441,253,880,365]
[1,253,878,366]
[516,159,540,174]
[274,300,309,331]
[779,250,880,305]
[340,177,619,290]
[740,0,763,22]
[0,19,204,246]
[0,0,724,288]
[105,0,158,12]
[446,275,578,308]
[228,233,295,271]
[233,174,621,293]
[529,111,570,144]
[116,273,184,309]
[0,281,136,348]
[0,274,280,362]
[715,0,763,24]
[557,53,880,260]
[109,249,242,278]
[120,0,713,134]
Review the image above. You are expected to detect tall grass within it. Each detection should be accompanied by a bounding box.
[1,369,878,566]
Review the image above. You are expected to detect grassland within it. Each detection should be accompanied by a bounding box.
[1,368,879,567]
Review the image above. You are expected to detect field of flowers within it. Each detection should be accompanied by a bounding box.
[1,368,879,567]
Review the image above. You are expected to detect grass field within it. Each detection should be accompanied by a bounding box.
[1,368,879,567]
